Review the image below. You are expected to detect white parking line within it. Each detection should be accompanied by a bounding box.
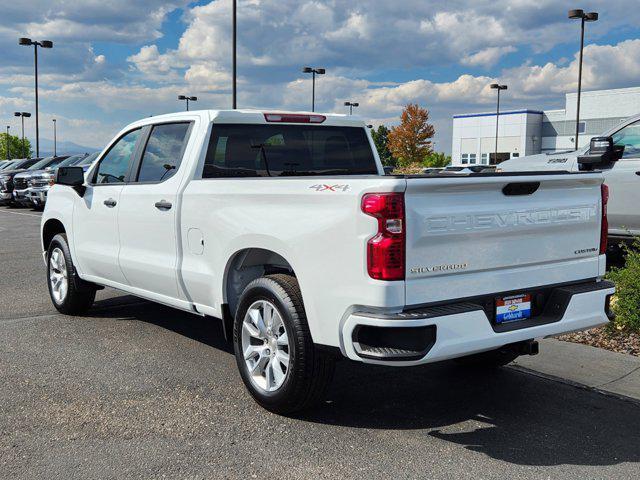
[0,209,42,218]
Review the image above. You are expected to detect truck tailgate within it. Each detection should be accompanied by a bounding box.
[404,173,604,306]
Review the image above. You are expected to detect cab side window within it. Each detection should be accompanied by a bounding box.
[612,120,640,159]
[94,129,142,184]
[136,123,191,183]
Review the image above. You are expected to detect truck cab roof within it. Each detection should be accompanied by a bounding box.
[132,109,366,129]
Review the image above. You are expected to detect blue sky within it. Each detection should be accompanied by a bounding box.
[1,0,640,154]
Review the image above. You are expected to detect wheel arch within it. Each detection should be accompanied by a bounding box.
[223,247,296,318]
[42,218,67,252]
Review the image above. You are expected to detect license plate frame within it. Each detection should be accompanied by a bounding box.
[495,293,532,324]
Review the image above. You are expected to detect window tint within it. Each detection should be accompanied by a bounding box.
[203,124,377,178]
[57,154,86,168]
[78,152,99,166]
[94,129,141,184]
[11,158,40,169]
[137,123,190,182]
[29,157,54,170]
[612,120,640,159]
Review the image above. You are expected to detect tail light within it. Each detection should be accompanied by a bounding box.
[600,183,609,254]
[263,113,326,123]
[361,193,405,280]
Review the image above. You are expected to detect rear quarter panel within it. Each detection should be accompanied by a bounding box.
[179,176,405,347]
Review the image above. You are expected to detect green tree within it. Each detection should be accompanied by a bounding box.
[423,151,451,168]
[0,133,32,160]
[387,104,435,168]
[371,125,396,167]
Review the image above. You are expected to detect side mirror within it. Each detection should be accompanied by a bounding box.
[56,166,85,195]
[578,136,624,171]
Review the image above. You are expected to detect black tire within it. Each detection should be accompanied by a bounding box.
[454,346,520,368]
[233,274,335,414]
[47,233,96,315]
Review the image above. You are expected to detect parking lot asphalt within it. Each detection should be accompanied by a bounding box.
[1,206,640,480]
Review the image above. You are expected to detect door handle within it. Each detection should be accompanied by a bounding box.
[103,198,117,207]
[635,171,640,176]
[154,200,172,210]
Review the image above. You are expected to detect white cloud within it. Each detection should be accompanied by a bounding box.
[462,46,517,68]
[4,1,640,152]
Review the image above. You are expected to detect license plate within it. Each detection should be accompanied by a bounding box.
[496,294,531,323]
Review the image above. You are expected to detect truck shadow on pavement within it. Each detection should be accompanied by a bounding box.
[89,297,640,468]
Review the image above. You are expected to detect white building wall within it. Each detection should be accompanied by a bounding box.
[451,111,543,165]
[452,86,640,160]
[543,87,640,151]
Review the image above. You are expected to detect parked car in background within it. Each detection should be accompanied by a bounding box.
[42,109,614,413]
[0,158,42,205]
[13,156,70,206]
[500,113,640,243]
[28,153,97,208]
[0,160,21,171]
[0,160,13,170]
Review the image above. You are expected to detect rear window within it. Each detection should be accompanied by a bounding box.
[203,124,377,178]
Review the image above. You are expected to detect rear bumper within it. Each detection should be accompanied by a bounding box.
[340,280,615,366]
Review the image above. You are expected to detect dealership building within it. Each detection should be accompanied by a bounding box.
[451,86,640,165]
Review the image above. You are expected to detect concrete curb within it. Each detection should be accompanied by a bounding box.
[511,338,640,404]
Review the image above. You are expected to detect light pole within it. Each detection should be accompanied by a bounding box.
[14,112,31,157]
[5,126,10,160]
[344,101,359,115]
[490,83,507,164]
[19,37,53,158]
[568,9,598,150]
[302,67,325,112]
[232,0,237,109]
[52,118,57,156]
[178,95,197,111]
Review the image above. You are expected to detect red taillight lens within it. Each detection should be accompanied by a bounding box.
[600,183,609,254]
[361,193,405,281]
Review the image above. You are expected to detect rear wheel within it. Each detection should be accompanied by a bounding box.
[233,274,335,414]
[47,233,96,315]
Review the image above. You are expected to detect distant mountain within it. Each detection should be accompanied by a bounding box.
[33,138,101,158]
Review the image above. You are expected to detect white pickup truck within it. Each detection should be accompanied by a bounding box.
[42,109,614,413]
[500,113,640,243]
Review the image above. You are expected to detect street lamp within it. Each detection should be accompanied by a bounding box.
[178,95,198,111]
[568,9,598,150]
[52,119,57,156]
[19,37,53,158]
[14,112,31,157]
[344,101,359,115]
[5,126,10,160]
[232,0,237,109]
[302,67,325,112]
[490,83,508,164]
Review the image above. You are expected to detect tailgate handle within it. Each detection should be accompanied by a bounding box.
[502,182,540,196]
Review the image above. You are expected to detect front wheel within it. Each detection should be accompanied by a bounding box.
[233,274,335,414]
[47,233,96,315]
